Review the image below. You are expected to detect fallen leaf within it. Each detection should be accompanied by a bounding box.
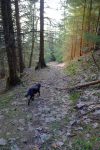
[52,143,57,148]
[34,145,39,150]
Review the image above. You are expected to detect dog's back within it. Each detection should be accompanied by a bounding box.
[25,83,41,97]
[32,83,41,94]
[25,88,33,97]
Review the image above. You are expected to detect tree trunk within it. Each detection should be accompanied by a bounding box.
[29,3,35,68]
[0,53,5,78]
[35,0,46,70]
[15,0,25,74]
[95,8,100,34]
[87,0,92,33]
[95,27,100,50]
[71,37,74,60]
[74,19,78,57]
[1,0,20,87]
[29,34,35,68]
[80,0,86,56]
[95,8,100,50]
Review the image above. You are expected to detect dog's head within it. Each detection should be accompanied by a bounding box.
[36,83,41,88]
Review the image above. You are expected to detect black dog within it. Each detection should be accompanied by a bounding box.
[25,83,41,105]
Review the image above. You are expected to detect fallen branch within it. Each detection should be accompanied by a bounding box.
[56,80,100,91]
[70,80,100,90]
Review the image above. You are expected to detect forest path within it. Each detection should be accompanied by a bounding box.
[0,62,100,150]
[0,62,72,150]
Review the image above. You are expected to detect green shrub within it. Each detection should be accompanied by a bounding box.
[66,61,79,76]
[73,139,93,150]
[54,49,63,63]
[0,92,13,108]
[69,92,80,104]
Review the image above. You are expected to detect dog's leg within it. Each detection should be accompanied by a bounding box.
[31,95,34,101]
[28,98,31,106]
[38,90,40,96]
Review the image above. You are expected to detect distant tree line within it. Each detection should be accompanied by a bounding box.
[57,0,100,62]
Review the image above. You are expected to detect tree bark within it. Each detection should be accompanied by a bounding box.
[80,0,86,56]
[1,0,20,87]
[29,3,35,68]
[15,0,25,74]
[35,0,46,70]
[95,8,100,50]
[29,33,35,68]
[87,0,92,33]
[95,8,100,34]
[0,53,5,78]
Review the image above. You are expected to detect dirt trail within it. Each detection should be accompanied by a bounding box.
[0,62,71,150]
[0,62,100,149]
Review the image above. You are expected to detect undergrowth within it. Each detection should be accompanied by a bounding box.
[69,91,80,105]
[72,139,93,150]
[65,61,80,76]
[0,92,14,108]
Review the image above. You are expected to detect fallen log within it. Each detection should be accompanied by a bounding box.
[56,80,100,91]
[70,80,100,90]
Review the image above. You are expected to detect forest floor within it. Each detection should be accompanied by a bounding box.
[0,57,100,150]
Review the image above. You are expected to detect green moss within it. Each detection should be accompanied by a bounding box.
[50,121,61,131]
[82,124,93,133]
[93,92,100,98]
[72,135,100,150]
[69,92,80,104]
[0,92,14,108]
[72,139,93,150]
[63,116,69,124]
[5,109,23,119]
[0,145,11,150]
